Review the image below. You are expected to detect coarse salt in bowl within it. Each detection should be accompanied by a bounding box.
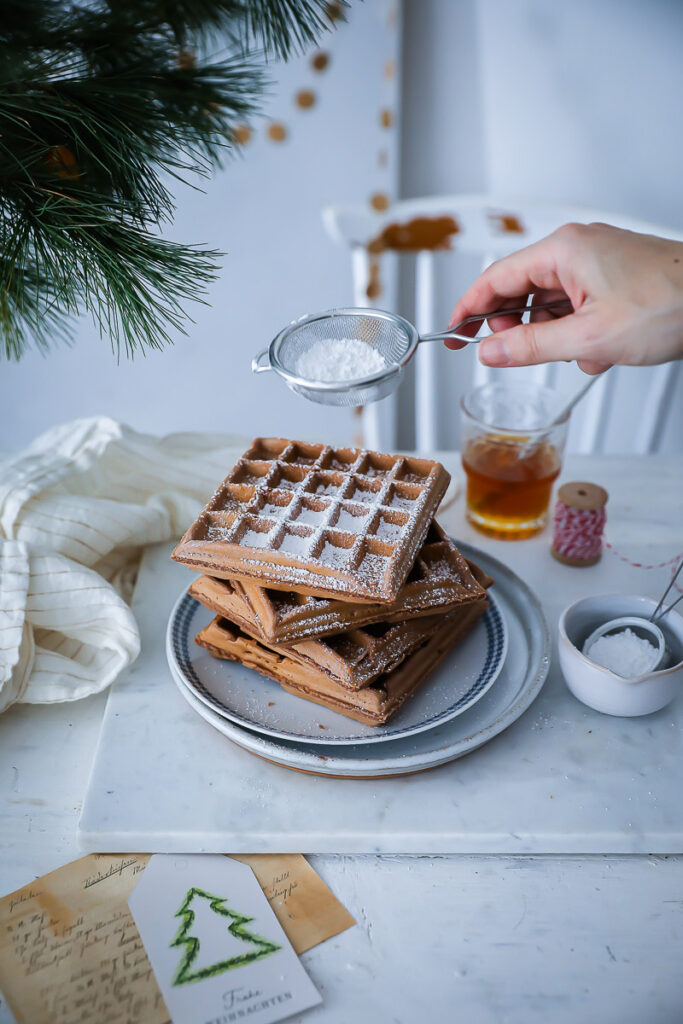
[558,594,683,717]
[584,623,665,676]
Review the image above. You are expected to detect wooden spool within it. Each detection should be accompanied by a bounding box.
[551,481,609,567]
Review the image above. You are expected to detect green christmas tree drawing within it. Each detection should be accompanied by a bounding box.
[170,887,281,986]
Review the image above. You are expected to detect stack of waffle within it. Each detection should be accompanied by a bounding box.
[172,438,492,726]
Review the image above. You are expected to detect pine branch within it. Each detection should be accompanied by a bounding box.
[0,0,346,360]
[0,255,71,359]
[1,193,222,359]
[1,54,266,219]
[234,0,345,60]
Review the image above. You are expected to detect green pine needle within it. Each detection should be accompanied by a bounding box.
[0,0,346,359]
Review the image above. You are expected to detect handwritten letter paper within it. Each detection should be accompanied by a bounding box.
[0,855,163,1024]
[0,853,353,1024]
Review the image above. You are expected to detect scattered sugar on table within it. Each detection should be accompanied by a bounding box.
[294,338,387,381]
[584,627,660,677]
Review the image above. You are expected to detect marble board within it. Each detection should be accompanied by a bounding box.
[79,542,683,854]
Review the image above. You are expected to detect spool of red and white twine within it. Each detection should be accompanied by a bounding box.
[551,481,609,567]
[551,480,682,588]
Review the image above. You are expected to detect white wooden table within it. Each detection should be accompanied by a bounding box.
[1,453,682,1024]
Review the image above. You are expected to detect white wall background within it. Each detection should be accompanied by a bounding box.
[2,0,682,454]
[479,0,683,228]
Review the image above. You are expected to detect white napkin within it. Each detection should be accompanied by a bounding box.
[0,417,245,711]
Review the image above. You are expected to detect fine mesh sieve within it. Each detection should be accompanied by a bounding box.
[252,300,573,407]
[251,308,418,407]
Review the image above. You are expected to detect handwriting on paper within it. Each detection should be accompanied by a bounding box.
[0,853,353,1024]
[0,854,170,1024]
[268,870,299,904]
[83,856,142,889]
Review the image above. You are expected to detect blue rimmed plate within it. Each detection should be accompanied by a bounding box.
[166,551,508,746]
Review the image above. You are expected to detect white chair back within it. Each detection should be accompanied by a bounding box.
[323,194,683,454]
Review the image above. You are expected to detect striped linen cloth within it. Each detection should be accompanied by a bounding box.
[0,417,245,713]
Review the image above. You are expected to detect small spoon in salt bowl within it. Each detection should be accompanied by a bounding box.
[582,561,683,676]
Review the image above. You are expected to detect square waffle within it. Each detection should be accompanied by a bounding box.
[194,599,488,726]
[172,438,450,603]
[188,522,488,644]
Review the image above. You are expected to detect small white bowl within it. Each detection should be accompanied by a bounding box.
[558,594,683,717]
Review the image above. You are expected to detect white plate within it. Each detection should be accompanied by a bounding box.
[169,545,550,776]
[168,544,548,771]
[166,566,508,745]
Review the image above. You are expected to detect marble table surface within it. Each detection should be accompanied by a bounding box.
[2,452,682,1023]
[79,538,682,855]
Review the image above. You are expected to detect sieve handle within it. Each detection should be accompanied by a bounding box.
[420,298,574,344]
[420,329,482,344]
[252,349,272,374]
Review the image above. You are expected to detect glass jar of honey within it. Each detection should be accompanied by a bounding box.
[460,382,569,540]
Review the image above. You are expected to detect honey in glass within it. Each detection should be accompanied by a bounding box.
[462,434,562,539]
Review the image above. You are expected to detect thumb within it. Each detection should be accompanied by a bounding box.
[478,316,586,367]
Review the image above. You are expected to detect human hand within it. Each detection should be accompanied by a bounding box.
[447,222,683,374]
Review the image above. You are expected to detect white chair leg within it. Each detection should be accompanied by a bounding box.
[350,247,397,450]
[351,246,371,308]
[415,251,438,451]
[543,362,559,388]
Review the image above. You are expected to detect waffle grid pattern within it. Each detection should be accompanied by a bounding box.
[174,438,450,602]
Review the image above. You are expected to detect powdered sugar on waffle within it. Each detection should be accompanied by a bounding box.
[174,439,451,602]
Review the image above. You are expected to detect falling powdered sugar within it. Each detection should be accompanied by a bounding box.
[294,338,388,382]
